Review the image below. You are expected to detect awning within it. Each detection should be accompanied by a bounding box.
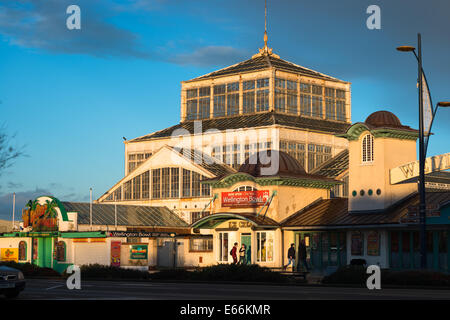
[191,212,279,229]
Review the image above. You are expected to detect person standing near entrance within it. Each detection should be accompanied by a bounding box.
[231,242,238,264]
[238,244,246,264]
[298,239,309,271]
[284,243,296,271]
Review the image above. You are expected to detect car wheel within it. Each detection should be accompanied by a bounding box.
[5,289,20,299]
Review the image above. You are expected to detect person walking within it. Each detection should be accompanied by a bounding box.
[238,244,246,264]
[231,242,238,264]
[284,243,296,271]
[298,239,309,271]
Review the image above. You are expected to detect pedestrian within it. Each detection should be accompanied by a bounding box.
[230,242,238,264]
[298,239,308,271]
[283,243,296,271]
[238,244,246,264]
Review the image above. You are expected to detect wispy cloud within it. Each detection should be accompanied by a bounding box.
[0,0,150,58]
[169,46,248,67]
[0,0,247,67]
[0,188,52,220]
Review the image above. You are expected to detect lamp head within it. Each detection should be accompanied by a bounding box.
[396,46,416,52]
[437,101,450,107]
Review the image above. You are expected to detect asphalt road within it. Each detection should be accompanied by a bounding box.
[4,279,450,300]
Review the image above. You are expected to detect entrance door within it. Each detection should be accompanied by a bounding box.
[241,234,251,264]
[36,237,53,268]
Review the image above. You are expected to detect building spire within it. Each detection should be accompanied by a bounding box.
[264,0,268,50]
[253,0,279,59]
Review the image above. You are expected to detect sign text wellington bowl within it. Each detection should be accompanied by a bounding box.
[221,190,270,208]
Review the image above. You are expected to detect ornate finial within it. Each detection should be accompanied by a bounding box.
[264,0,268,50]
[252,0,279,59]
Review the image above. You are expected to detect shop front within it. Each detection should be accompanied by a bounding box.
[294,231,347,272]
[192,213,280,267]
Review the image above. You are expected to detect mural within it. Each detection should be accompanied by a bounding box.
[22,199,59,231]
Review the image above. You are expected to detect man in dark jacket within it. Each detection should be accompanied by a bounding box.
[298,239,309,271]
[231,242,238,264]
[283,243,296,271]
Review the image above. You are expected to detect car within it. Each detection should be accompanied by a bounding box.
[0,265,26,299]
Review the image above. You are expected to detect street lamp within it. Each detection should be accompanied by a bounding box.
[397,34,449,269]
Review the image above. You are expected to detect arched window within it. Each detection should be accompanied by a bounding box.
[233,186,258,192]
[18,241,27,261]
[55,241,66,262]
[362,134,374,163]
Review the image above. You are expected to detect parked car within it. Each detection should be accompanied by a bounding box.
[0,265,26,298]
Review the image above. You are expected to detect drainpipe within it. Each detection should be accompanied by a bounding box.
[281,229,285,268]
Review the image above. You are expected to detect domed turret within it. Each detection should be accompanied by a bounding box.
[238,150,306,178]
[365,111,403,128]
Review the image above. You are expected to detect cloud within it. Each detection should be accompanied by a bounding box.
[0,0,150,58]
[7,181,23,189]
[169,46,248,67]
[0,188,52,220]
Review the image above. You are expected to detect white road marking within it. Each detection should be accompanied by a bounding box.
[46,284,64,290]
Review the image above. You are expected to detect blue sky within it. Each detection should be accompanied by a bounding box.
[0,0,449,219]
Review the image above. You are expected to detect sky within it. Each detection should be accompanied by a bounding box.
[0,0,449,220]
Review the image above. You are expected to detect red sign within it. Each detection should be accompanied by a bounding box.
[221,190,270,208]
[111,241,121,267]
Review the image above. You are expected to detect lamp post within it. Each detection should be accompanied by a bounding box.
[397,34,450,269]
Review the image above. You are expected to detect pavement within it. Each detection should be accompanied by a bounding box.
[4,278,450,300]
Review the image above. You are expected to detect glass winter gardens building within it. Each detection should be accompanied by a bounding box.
[2,41,450,274]
[93,39,450,274]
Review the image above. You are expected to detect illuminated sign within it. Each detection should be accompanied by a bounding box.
[1,248,18,262]
[390,152,450,185]
[111,241,121,267]
[22,202,58,232]
[221,190,270,208]
[130,245,148,260]
[109,231,176,238]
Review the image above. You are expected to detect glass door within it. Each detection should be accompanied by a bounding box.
[240,234,251,264]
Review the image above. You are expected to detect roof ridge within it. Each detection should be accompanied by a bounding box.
[269,55,341,81]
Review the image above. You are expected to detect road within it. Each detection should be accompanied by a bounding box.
[5,279,450,300]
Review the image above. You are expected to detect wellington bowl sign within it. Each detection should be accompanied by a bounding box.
[221,190,270,208]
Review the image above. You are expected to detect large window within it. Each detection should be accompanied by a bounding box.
[275,78,298,114]
[218,232,229,262]
[256,231,274,262]
[189,236,213,252]
[362,134,374,163]
[279,140,306,168]
[152,168,161,199]
[55,241,66,262]
[18,241,27,261]
[186,87,210,120]
[233,186,258,192]
[186,80,346,121]
[311,85,323,118]
[128,152,152,173]
[213,84,226,117]
[307,144,332,171]
[227,82,239,116]
[142,171,149,199]
[182,169,191,197]
[256,78,269,112]
[190,211,210,224]
[243,80,255,114]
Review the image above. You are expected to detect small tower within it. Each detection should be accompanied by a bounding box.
[341,111,419,212]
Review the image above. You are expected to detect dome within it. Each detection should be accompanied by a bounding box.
[238,150,306,177]
[365,111,403,128]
